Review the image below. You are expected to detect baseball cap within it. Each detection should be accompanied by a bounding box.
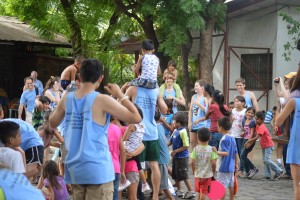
[284,72,297,79]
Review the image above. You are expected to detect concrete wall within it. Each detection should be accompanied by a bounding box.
[212,5,300,110]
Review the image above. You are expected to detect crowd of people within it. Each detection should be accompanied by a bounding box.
[0,38,299,200]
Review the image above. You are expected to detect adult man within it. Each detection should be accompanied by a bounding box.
[60,55,85,90]
[30,71,43,95]
[234,78,259,111]
[125,85,167,200]
[50,59,141,200]
[18,77,37,125]
[1,118,44,179]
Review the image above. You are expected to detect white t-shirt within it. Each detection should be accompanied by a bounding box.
[140,54,159,81]
[0,147,26,173]
[231,108,246,138]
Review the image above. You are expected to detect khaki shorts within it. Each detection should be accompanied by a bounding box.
[26,111,33,125]
[126,172,139,184]
[72,182,113,200]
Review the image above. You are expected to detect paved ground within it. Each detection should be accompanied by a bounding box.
[154,142,294,200]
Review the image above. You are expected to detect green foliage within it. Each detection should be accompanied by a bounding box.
[279,10,300,61]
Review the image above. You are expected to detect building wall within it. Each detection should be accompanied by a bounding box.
[212,5,300,110]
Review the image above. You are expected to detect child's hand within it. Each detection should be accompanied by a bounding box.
[104,83,123,99]
[120,173,126,185]
[244,142,250,149]
[212,147,217,152]
[171,151,177,158]
[193,119,199,125]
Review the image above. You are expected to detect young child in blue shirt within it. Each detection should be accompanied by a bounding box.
[160,99,174,140]
[169,112,195,199]
[212,117,238,200]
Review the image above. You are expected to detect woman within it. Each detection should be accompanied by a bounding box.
[42,76,62,110]
[188,80,207,149]
[159,73,185,114]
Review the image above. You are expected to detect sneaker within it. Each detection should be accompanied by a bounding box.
[261,177,272,181]
[248,168,259,179]
[182,191,196,199]
[176,190,184,198]
[118,179,131,191]
[274,171,284,180]
[240,172,249,179]
[142,183,152,193]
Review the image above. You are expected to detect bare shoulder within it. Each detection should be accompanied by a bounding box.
[125,86,137,100]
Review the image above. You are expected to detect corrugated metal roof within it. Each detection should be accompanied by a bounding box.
[0,16,70,47]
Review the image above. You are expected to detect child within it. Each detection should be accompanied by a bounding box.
[190,128,218,200]
[240,107,258,179]
[276,97,300,198]
[188,80,208,149]
[130,39,160,89]
[169,112,195,199]
[123,104,151,193]
[32,95,51,130]
[155,110,175,200]
[247,111,283,180]
[41,160,68,200]
[231,96,246,176]
[0,121,25,174]
[160,99,174,140]
[228,101,234,113]
[0,104,4,119]
[270,106,283,168]
[212,117,238,200]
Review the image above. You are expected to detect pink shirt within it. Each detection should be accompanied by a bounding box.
[256,124,274,149]
[108,124,122,173]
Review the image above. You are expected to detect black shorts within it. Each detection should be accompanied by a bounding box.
[25,145,44,166]
[172,157,189,181]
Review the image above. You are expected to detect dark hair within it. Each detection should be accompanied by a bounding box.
[0,121,20,144]
[39,96,51,104]
[297,39,300,51]
[164,99,173,110]
[42,160,61,190]
[196,80,206,87]
[234,96,246,106]
[197,128,210,142]
[142,39,154,50]
[154,110,161,121]
[74,55,85,64]
[272,106,277,111]
[229,101,234,105]
[256,111,265,120]
[246,107,256,114]
[235,78,246,85]
[173,112,187,126]
[134,104,143,120]
[42,76,60,96]
[204,84,214,97]
[80,59,103,83]
[212,90,230,117]
[168,60,177,68]
[218,117,232,131]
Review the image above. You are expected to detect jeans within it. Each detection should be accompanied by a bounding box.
[262,147,282,178]
[235,138,244,157]
[209,132,223,150]
[240,139,255,173]
[113,173,120,200]
[283,143,291,176]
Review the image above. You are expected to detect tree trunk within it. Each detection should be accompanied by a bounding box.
[60,0,82,57]
[181,30,192,104]
[199,17,216,84]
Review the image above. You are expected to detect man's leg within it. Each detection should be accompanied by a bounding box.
[86,182,113,200]
[72,184,85,200]
[149,161,161,200]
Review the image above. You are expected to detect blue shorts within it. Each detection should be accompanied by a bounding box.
[60,80,71,90]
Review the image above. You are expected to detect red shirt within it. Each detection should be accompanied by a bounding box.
[209,103,228,133]
[256,123,274,149]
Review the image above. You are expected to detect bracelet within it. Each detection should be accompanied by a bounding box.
[118,96,129,103]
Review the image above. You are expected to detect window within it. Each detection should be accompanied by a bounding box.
[240,53,272,90]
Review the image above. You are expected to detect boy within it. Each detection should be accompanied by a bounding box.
[160,99,174,140]
[246,111,283,180]
[228,101,234,113]
[212,117,238,200]
[169,112,195,199]
[155,110,175,200]
[0,121,25,174]
[190,128,218,200]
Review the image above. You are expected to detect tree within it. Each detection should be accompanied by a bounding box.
[279,9,300,61]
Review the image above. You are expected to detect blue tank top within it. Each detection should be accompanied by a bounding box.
[64,91,114,184]
[287,98,300,164]
[49,89,58,109]
[164,89,178,114]
[191,95,207,130]
[135,87,158,141]
[236,91,252,108]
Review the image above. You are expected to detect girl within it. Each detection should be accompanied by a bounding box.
[41,160,68,200]
[204,84,215,129]
[231,96,246,176]
[194,90,230,149]
[42,76,62,110]
[240,107,259,179]
[188,80,208,149]
[276,97,300,199]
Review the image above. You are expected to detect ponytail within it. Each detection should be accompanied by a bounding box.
[212,90,230,117]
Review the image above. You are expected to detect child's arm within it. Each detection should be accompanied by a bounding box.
[52,128,64,143]
[211,159,217,177]
[119,136,126,184]
[126,142,145,158]
[133,55,143,75]
[173,69,178,80]
[191,158,196,175]
[159,117,174,132]
[171,146,188,158]
[193,111,210,125]
[163,69,168,80]
[157,63,161,75]
[244,133,259,148]
[45,185,55,200]
[123,124,136,141]
[212,146,228,156]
